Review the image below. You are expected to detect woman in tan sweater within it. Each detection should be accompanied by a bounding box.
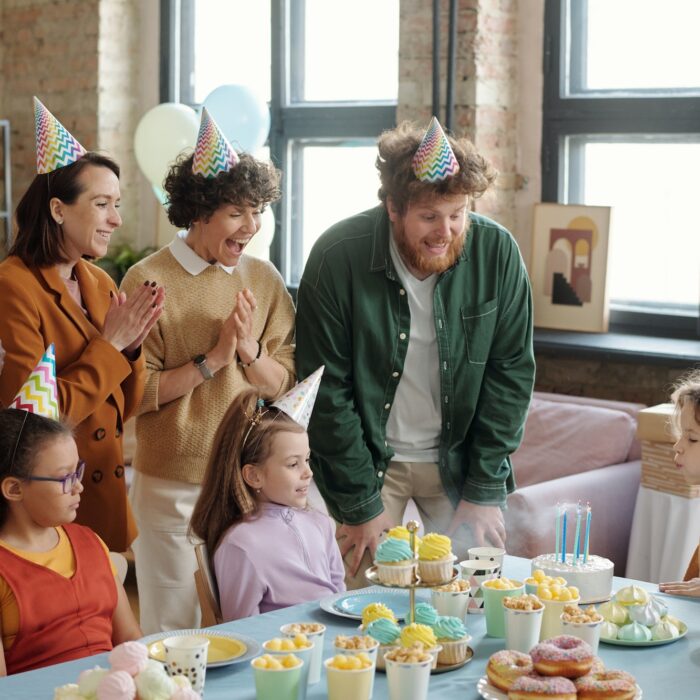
[120,114,295,632]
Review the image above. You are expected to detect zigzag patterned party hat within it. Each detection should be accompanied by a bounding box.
[272,365,324,430]
[34,97,87,174]
[412,116,460,183]
[9,344,60,420]
[192,107,240,177]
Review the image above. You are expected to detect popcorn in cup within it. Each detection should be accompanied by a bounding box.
[503,594,544,653]
[334,636,379,698]
[384,646,433,700]
[560,604,604,654]
[431,579,471,621]
[280,622,325,684]
[481,577,524,637]
[325,654,375,700]
[251,654,303,700]
[263,636,314,700]
[459,559,500,614]
[162,634,209,693]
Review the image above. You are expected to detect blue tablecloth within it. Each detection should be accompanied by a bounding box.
[2,556,698,698]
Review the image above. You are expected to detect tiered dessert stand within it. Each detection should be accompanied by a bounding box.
[364,520,472,672]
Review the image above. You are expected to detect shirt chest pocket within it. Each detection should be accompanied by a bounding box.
[461,298,498,364]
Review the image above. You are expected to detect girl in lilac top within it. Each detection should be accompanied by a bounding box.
[190,384,345,620]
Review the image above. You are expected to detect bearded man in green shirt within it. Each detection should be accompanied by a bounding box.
[296,119,535,587]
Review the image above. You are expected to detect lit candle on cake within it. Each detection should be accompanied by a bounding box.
[561,508,567,563]
[573,501,582,562]
[555,502,561,561]
[583,503,591,564]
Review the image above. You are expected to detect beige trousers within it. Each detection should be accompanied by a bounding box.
[130,470,202,634]
[341,460,477,590]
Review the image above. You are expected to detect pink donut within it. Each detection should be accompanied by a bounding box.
[530,635,594,678]
[509,674,576,700]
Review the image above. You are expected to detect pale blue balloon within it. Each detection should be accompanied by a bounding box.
[203,84,271,153]
[152,185,168,206]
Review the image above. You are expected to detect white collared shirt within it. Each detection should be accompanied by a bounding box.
[169,231,236,276]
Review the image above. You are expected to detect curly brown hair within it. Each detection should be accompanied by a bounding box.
[376,120,497,214]
[164,152,281,229]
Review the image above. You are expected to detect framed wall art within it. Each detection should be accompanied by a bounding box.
[530,203,612,332]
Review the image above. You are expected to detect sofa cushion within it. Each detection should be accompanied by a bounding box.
[511,398,637,487]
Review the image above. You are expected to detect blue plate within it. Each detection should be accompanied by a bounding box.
[321,587,428,621]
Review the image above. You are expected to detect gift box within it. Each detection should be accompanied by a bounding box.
[637,404,700,498]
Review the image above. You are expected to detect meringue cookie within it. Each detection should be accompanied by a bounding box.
[171,689,201,700]
[627,602,660,627]
[53,684,85,700]
[617,621,652,642]
[614,585,649,606]
[109,641,149,677]
[598,600,629,625]
[648,595,668,618]
[96,671,136,700]
[650,620,680,641]
[78,667,109,699]
[134,660,176,700]
[600,620,620,640]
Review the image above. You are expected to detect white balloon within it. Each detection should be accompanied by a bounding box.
[245,208,276,261]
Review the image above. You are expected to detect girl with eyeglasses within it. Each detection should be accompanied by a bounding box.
[0,409,141,676]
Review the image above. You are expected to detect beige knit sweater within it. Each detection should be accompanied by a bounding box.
[120,248,296,484]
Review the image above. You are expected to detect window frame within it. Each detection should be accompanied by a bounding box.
[160,0,397,287]
[542,0,700,339]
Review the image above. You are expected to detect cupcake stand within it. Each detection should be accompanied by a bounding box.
[364,520,473,673]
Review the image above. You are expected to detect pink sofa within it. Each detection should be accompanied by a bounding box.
[505,392,645,576]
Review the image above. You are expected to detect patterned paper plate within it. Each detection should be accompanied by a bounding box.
[141,629,261,668]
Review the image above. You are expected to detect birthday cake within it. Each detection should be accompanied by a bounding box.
[530,554,613,604]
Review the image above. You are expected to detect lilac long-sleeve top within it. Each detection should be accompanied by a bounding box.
[213,502,346,621]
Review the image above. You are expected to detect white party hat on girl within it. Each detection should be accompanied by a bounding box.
[272,365,324,430]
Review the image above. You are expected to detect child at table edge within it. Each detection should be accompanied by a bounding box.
[0,409,141,676]
[659,369,700,598]
[189,370,345,621]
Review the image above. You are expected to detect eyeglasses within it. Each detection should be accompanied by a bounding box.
[24,460,86,494]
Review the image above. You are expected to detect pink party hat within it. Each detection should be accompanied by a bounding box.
[9,344,60,420]
[34,97,87,174]
[272,366,324,430]
[192,107,240,177]
[412,116,460,183]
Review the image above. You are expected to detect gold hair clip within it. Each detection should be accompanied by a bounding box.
[242,398,268,448]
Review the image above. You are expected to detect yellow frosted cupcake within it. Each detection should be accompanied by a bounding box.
[399,624,441,669]
[417,533,456,584]
[386,526,422,553]
[361,603,397,629]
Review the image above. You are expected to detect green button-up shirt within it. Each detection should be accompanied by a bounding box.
[296,205,534,525]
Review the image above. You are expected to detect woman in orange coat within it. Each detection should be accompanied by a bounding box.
[0,102,164,551]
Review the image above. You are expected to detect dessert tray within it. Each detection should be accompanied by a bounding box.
[320,586,429,621]
[364,564,460,588]
[600,619,687,647]
[376,646,474,675]
[476,676,642,700]
[141,629,261,668]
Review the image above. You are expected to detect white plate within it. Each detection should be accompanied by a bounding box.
[319,586,428,621]
[141,629,261,668]
[476,676,642,699]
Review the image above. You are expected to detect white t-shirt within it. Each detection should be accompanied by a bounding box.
[385,234,442,462]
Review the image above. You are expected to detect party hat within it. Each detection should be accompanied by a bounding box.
[9,344,60,420]
[272,366,324,430]
[34,97,87,174]
[412,116,460,183]
[192,107,240,177]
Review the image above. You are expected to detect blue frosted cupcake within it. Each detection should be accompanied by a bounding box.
[374,537,416,586]
[433,615,470,665]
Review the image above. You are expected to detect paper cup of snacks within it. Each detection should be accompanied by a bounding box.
[280,622,325,684]
[503,593,544,653]
[431,578,471,620]
[384,645,433,700]
[325,653,375,700]
[263,635,314,699]
[536,580,580,641]
[251,653,303,700]
[482,577,524,638]
[334,636,379,698]
[560,604,604,654]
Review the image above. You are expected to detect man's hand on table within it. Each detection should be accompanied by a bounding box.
[336,511,394,577]
[446,500,506,548]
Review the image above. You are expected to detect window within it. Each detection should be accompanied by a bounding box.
[161,0,398,286]
[542,0,700,337]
